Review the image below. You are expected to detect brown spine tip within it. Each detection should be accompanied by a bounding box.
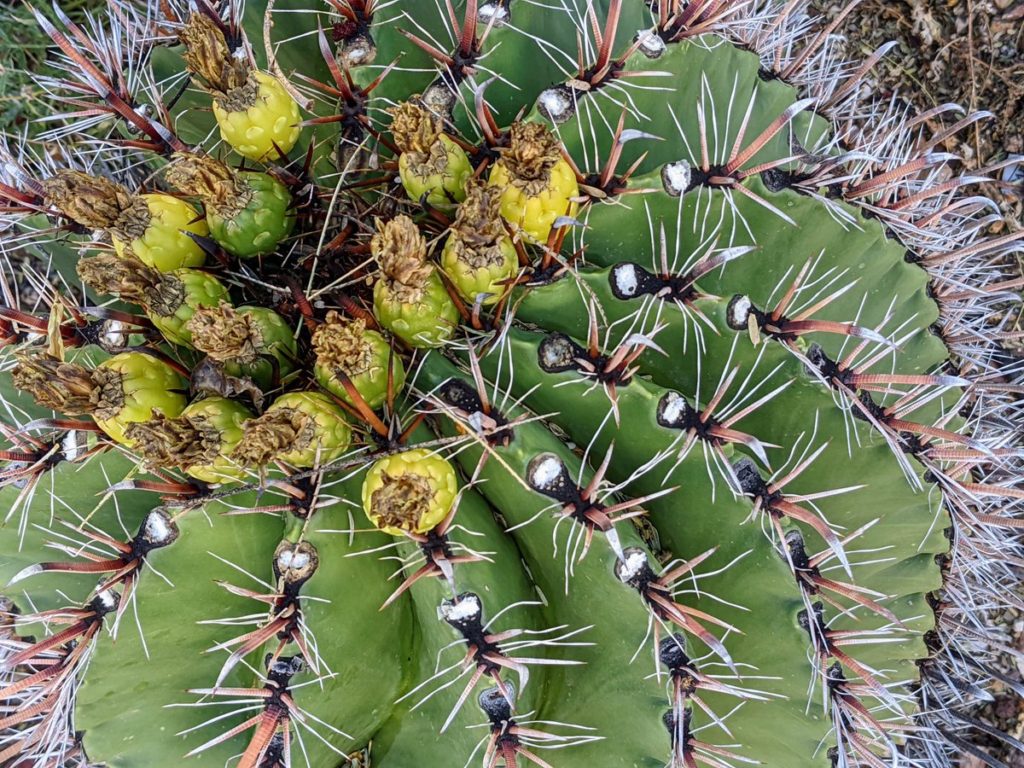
[165,153,251,218]
[231,407,312,465]
[312,312,375,378]
[187,303,263,363]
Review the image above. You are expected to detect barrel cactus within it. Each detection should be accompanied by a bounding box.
[1,1,1021,767]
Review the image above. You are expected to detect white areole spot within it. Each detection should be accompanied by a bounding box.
[478,3,509,24]
[95,588,118,610]
[528,453,563,489]
[278,548,310,572]
[441,593,481,621]
[636,29,665,58]
[617,550,648,583]
[612,263,640,297]
[728,295,752,328]
[103,319,129,349]
[342,40,372,66]
[144,510,174,544]
[661,391,689,424]
[538,88,572,123]
[662,160,692,196]
[540,335,573,369]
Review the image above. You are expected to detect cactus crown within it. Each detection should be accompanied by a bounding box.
[78,254,185,315]
[179,12,251,99]
[0,1,1020,768]
[43,169,148,235]
[187,303,267,363]
[372,214,433,295]
[11,354,120,416]
[312,312,376,377]
[165,153,252,216]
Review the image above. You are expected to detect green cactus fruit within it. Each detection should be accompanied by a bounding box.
[165,153,295,258]
[487,121,579,243]
[179,12,302,162]
[390,101,471,208]
[42,170,208,271]
[371,215,459,347]
[362,448,458,536]
[77,254,228,346]
[312,310,405,409]
[440,178,518,305]
[231,391,352,468]
[186,302,297,389]
[4,2,1023,768]
[10,351,186,445]
[125,396,251,484]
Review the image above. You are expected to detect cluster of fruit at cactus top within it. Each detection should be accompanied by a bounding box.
[0,2,1021,768]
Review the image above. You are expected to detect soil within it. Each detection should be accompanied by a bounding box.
[813,0,1023,224]
[810,2,1024,764]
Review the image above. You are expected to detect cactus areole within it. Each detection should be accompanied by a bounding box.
[0,3,1020,768]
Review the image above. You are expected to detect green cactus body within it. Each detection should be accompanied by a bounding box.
[112,193,209,271]
[206,170,295,257]
[418,356,674,765]
[288,497,417,761]
[3,2,1021,768]
[147,268,230,346]
[94,353,189,445]
[76,506,287,765]
[370,472,545,763]
[312,312,405,409]
[373,269,459,348]
[397,135,471,207]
